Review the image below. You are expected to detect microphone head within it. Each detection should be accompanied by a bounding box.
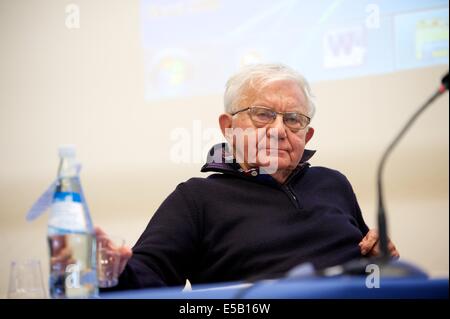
[442,72,449,90]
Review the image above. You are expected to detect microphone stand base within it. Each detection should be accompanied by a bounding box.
[321,257,428,278]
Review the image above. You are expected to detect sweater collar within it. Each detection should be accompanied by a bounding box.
[201,143,315,184]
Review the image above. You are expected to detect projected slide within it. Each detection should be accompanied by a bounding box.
[140,0,449,100]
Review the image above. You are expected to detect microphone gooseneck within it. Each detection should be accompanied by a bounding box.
[377,71,448,260]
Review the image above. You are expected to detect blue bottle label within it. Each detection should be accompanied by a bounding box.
[48,192,86,233]
[53,192,82,203]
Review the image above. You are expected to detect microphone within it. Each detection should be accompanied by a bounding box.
[440,72,449,92]
[286,72,449,279]
[377,71,449,260]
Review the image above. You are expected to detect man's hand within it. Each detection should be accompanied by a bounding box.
[95,227,133,275]
[359,229,400,258]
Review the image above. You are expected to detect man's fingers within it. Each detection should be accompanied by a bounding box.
[388,241,400,258]
[361,229,379,244]
[359,229,400,258]
[361,240,378,255]
[366,229,379,243]
[388,241,396,251]
[360,229,379,255]
[51,247,76,267]
[95,226,107,237]
[118,246,132,274]
[369,242,381,256]
[119,246,132,258]
[364,239,400,258]
[94,226,133,275]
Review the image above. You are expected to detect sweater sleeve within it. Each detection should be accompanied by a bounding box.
[350,189,369,235]
[341,174,369,236]
[114,182,201,290]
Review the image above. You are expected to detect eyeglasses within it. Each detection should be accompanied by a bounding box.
[230,106,311,132]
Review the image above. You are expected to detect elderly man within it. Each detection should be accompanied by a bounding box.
[99,63,399,290]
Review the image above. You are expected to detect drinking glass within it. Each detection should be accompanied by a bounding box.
[97,235,125,288]
[7,259,47,299]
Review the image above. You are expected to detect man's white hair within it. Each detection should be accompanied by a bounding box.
[224,63,316,118]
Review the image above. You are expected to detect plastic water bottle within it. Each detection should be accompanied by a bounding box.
[47,145,98,298]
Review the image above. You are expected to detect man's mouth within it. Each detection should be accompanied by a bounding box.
[260,148,290,154]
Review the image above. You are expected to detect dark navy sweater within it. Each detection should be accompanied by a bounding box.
[115,145,369,290]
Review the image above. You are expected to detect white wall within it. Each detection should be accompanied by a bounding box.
[0,0,448,298]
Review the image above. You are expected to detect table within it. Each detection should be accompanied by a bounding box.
[101,276,448,299]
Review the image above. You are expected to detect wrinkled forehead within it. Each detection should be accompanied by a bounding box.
[238,79,307,110]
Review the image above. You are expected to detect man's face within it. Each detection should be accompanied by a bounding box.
[226,79,314,172]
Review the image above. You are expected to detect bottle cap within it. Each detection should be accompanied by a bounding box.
[58,144,76,158]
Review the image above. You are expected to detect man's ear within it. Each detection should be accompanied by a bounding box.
[219,113,233,139]
[305,126,314,144]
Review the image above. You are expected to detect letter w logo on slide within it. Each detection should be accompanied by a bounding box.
[323,26,367,69]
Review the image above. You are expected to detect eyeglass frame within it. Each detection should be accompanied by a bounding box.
[230,106,311,132]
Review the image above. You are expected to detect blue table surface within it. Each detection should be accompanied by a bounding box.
[101,276,449,299]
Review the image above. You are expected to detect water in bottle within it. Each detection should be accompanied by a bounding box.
[47,145,98,298]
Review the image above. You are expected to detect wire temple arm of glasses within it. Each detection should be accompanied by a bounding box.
[230,108,250,116]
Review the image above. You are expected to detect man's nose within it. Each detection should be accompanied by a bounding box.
[267,114,287,140]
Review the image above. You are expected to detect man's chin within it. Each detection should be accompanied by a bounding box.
[256,155,291,171]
